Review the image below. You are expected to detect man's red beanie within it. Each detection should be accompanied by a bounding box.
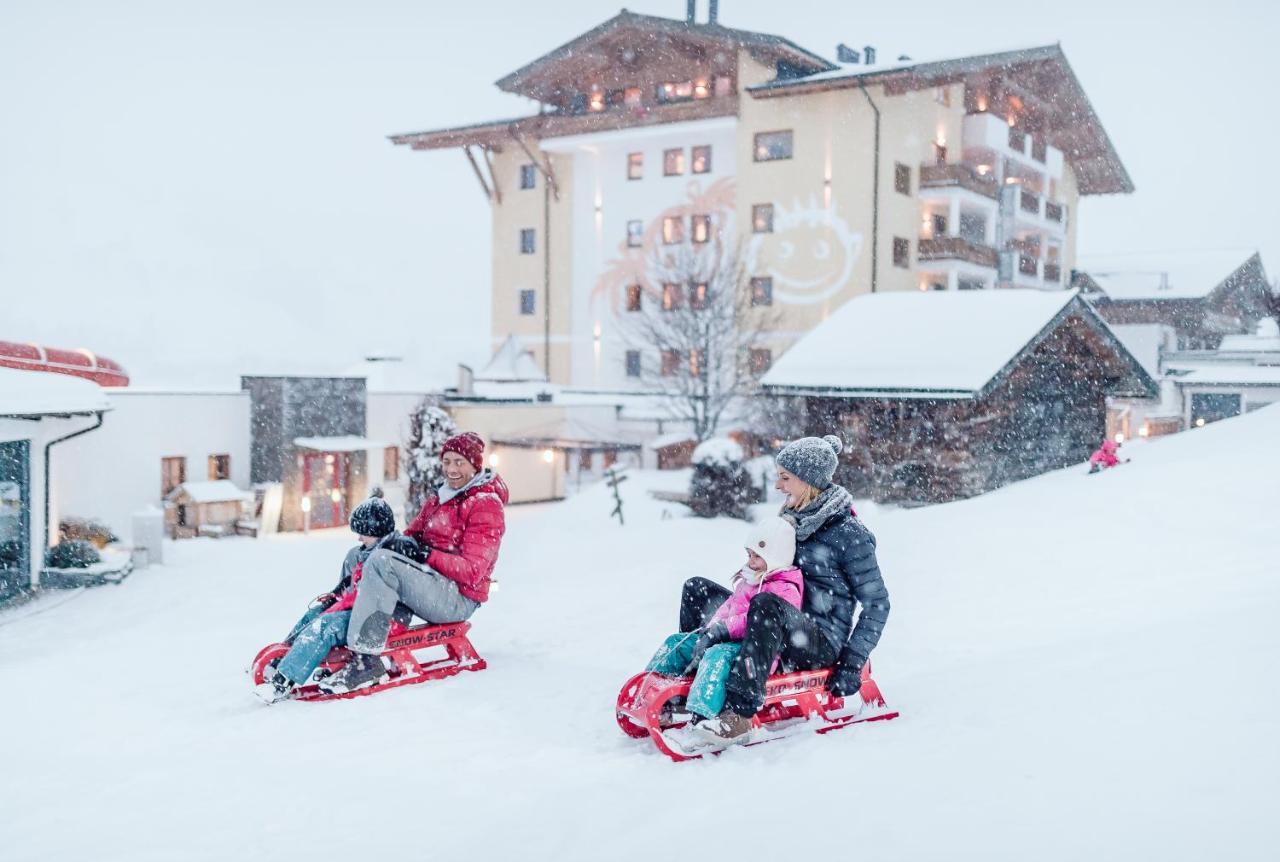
[442,432,485,472]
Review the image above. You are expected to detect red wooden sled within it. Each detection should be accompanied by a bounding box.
[250,620,485,702]
[616,662,899,762]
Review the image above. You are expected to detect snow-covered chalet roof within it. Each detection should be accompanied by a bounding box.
[166,480,253,504]
[0,367,111,418]
[293,436,388,452]
[1172,366,1280,387]
[1079,249,1261,300]
[477,336,547,383]
[762,288,1153,399]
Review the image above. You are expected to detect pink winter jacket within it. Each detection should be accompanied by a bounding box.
[1090,440,1120,468]
[707,567,804,640]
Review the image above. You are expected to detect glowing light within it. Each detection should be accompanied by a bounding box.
[1138,425,1151,438]
[1195,418,1206,427]
[1114,433,1125,444]
[588,90,605,112]
[300,497,312,513]
[976,164,991,176]
[330,489,341,503]
[542,449,555,464]
[488,453,500,467]
[324,454,335,465]
[976,95,988,112]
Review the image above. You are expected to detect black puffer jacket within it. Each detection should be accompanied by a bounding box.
[795,509,890,677]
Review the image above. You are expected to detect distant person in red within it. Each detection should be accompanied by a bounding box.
[319,432,508,694]
[1088,439,1128,474]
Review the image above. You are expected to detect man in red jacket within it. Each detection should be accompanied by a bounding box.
[320,432,509,694]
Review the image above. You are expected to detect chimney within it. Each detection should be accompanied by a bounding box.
[836,43,860,64]
[686,0,696,23]
[864,45,876,65]
[708,0,718,23]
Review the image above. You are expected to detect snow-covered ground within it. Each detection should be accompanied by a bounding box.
[2,409,1277,861]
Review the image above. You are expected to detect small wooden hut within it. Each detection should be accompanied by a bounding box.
[165,480,253,538]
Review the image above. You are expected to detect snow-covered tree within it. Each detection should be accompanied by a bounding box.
[688,437,756,519]
[405,398,457,516]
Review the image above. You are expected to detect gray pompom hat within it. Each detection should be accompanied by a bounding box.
[775,435,844,490]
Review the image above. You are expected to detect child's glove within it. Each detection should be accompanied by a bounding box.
[826,656,865,699]
[683,622,730,675]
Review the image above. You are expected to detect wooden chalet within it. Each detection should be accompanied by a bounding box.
[762,290,1157,505]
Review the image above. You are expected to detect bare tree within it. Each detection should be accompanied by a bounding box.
[623,238,779,442]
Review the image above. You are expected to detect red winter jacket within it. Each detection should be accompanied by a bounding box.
[405,471,509,603]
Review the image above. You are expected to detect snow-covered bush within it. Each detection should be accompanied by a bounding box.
[59,517,118,549]
[45,540,101,569]
[405,398,458,517]
[689,437,755,519]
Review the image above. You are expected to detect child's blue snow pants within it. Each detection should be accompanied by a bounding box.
[645,632,741,720]
[277,607,353,685]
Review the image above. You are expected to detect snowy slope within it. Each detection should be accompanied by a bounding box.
[2,408,1278,861]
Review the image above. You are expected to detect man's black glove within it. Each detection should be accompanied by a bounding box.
[826,655,865,699]
[682,622,730,676]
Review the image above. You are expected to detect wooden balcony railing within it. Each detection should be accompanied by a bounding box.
[917,236,999,268]
[1006,236,1040,257]
[918,163,999,200]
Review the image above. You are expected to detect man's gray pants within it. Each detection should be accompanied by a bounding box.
[347,549,479,654]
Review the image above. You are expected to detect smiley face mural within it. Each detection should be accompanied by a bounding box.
[747,196,863,306]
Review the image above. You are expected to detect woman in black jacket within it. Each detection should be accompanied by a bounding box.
[682,434,891,745]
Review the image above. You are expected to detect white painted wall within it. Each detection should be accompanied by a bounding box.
[543,117,738,389]
[366,391,430,521]
[55,390,251,543]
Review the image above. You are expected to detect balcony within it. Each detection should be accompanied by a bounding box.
[918,163,999,200]
[917,236,999,269]
[1006,236,1040,257]
[962,112,1064,178]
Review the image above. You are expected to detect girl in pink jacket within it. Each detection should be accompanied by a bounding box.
[644,516,804,721]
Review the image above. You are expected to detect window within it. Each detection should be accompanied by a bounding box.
[959,212,986,243]
[383,446,400,482]
[958,278,985,291]
[161,457,186,497]
[753,130,793,162]
[690,282,709,310]
[689,348,706,378]
[935,85,951,106]
[519,164,537,190]
[623,87,643,108]
[662,216,684,245]
[713,75,734,97]
[661,349,681,376]
[519,228,536,254]
[663,148,685,176]
[894,163,911,195]
[749,348,772,375]
[691,214,711,244]
[662,283,684,311]
[519,289,536,315]
[627,152,643,180]
[691,145,711,174]
[657,81,694,103]
[625,350,642,377]
[693,79,711,99]
[1191,393,1242,426]
[207,454,230,481]
[0,440,31,591]
[750,277,773,307]
[893,237,910,268]
[625,284,642,312]
[626,219,643,248]
[752,204,774,233]
[1031,137,1047,163]
[930,213,948,237]
[588,90,605,112]
[933,143,947,166]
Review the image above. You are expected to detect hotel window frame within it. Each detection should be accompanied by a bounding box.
[893,237,910,268]
[626,219,643,248]
[662,283,684,311]
[661,216,684,245]
[519,228,536,254]
[663,148,685,176]
[753,130,793,162]
[749,348,773,376]
[625,284,643,312]
[751,204,774,233]
[750,277,773,307]
[519,164,537,190]
[690,282,709,310]
[519,289,536,315]
[660,349,681,377]
[691,145,712,174]
[894,163,911,195]
[627,152,643,180]
[207,454,230,481]
[690,214,711,244]
[161,456,186,497]
[625,350,642,378]
[383,446,401,482]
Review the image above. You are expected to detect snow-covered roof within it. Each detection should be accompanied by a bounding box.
[167,480,253,504]
[0,367,111,417]
[477,336,547,383]
[647,430,697,450]
[490,416,648,448]
[692,437,743,467]
[293,436,388,452]
[1219,319,1280,353]
[1110,324,1174,378]
[1172,366,1280,387]
[342,356,451,394]
[762,289,1082,397]
[1079,249,1259,300]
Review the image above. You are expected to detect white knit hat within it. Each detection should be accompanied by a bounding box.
[743,516,798,576]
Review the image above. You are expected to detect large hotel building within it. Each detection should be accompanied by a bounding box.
[392,5,1131,390]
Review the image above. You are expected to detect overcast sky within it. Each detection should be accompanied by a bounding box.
[2,0,1275,387]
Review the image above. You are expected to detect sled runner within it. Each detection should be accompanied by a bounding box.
[250,619,486,702]
[615,662,899,762]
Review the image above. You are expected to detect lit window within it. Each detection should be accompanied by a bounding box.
[588,90,605,112]
[662,283,684,311]
[693,79,710,99]
[657,81,694,103]
[663,148,685,176]
[161,456,186,497]
[519,290,536,315]
[520,164,536,190]
[624,87,643,108]
[626,220,643,248]
[753,130,793,162]
[627,152,643,180]
[662,216,684,245]
[661,349,681,376]
[691,214,711,244]
[749,348,772,375]
[691,145,711,174]
[519,228,536,254]
[752,204,774,233]
[625,284,642,312]
[689,348,706,377]
[207,454,230,481]
[383,446,400,482]
[691,282,709,310]
[750,277,773,307]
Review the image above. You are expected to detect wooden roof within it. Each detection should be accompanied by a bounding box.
[495,10,834,103]
[749,45,1133,196]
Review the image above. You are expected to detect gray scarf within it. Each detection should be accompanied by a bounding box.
[437,469,494,504]
[782,483,855,541]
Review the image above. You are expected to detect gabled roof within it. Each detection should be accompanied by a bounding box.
[165,480,253,504]
[495,10,834,101]
[478,335,547,383]
[762,289,1156,400]
[748,44,1132,195]
[1081,250,1267,302]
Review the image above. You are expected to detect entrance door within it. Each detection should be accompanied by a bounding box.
[1190,393,1242,427]
[0,440,31,600]
[301,452,348,529]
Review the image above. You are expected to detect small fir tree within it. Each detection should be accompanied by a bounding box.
[405,398,458,516]
[688,437,755,519]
